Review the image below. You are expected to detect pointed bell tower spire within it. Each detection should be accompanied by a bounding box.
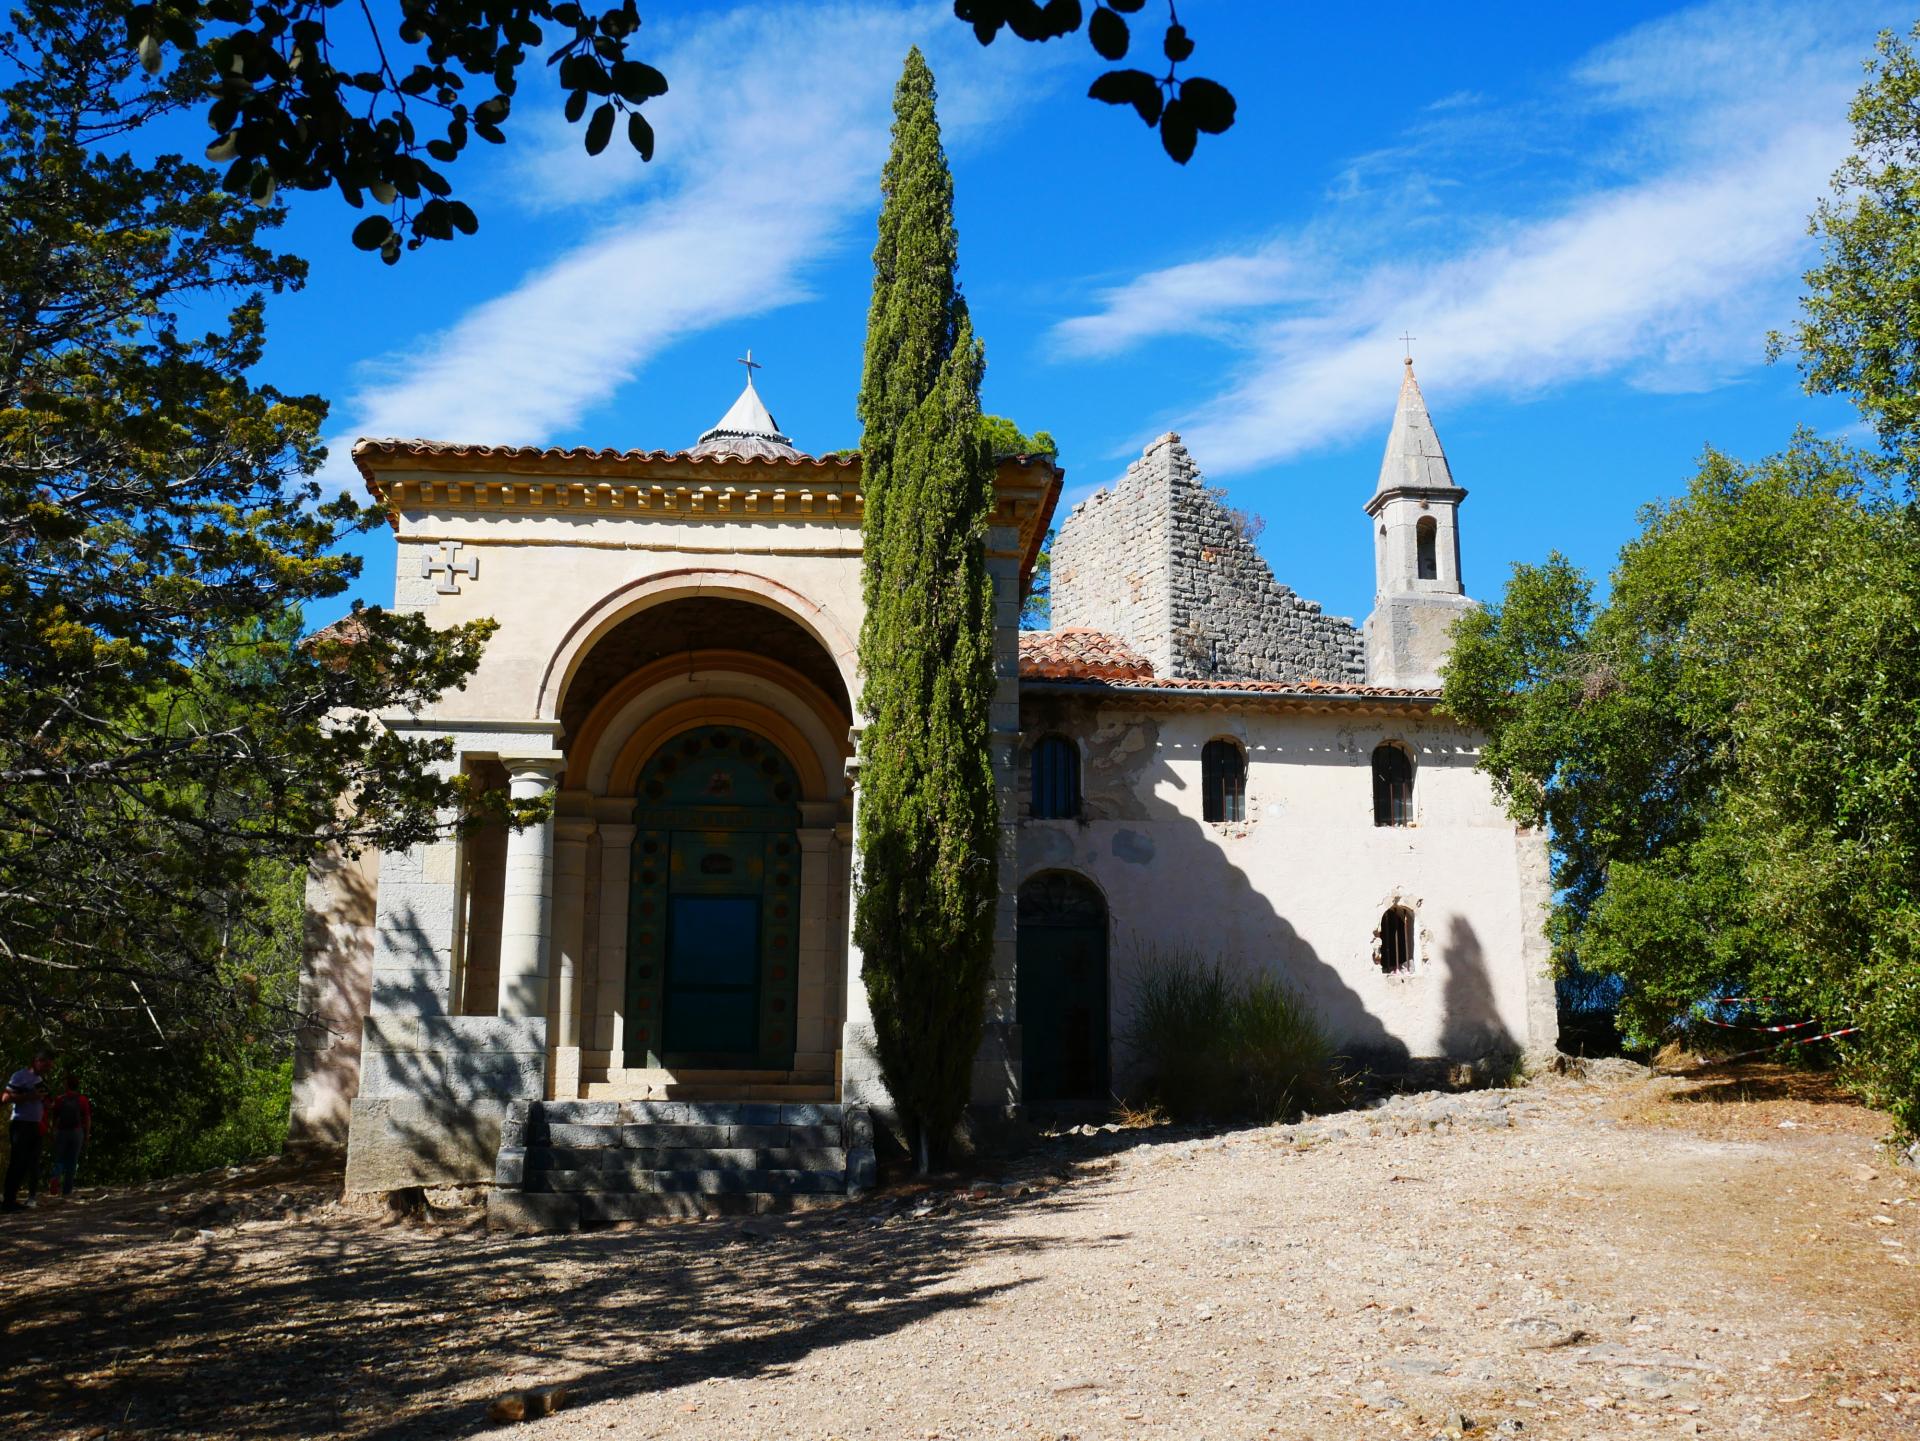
[1363,357,1474,687]
[1373,357,1459,501]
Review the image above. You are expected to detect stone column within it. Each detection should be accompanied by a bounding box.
[549,813,595,1099]
[496,756,564,1019]
[594,823,636,1076]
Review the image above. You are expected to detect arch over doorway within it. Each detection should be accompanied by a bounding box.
[625,725,804,1071]
[537,568,859,722]
[1016,870,1110,1105]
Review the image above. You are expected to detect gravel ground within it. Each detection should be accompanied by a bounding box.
[2,1061,1915,1441]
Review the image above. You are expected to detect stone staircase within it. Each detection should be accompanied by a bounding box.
[488,1099,876,1230]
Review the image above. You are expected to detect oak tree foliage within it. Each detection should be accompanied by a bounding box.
[1442,444,1920,1137]
[0,4,535,1064]
[1445,23,1920,1140]
[1772,23,1920,466]
[853,49,1001,1171]
[113,0,1235,259]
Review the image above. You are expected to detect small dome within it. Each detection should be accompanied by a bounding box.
[690,358,803,461]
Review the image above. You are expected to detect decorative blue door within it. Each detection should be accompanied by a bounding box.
[625,727,802,1070]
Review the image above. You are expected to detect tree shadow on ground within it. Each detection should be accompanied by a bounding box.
[0,1182,1114,1439]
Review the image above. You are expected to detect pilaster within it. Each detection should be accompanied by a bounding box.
[550,812,595,1099]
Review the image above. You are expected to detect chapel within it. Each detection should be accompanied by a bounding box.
[292,359,1558,1224]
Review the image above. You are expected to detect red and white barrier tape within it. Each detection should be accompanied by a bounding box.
[1695,1015,1821,1033]
[1701,1026,1862,1068]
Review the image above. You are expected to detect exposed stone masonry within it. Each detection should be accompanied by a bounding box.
[1052,433,1365,684]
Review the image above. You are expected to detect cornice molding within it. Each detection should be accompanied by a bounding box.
[362,448,1063,592]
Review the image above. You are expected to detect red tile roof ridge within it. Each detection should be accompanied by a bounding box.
[1107,676,1441,697]
[351,437,861,470]
[1018,628,1156,680]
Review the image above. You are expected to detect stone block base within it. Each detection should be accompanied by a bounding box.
[344,1097,504,1194]
[487,1189,580,1233]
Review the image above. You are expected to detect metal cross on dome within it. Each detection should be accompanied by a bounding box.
[737,349,762,379]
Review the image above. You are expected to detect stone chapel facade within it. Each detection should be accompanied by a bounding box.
[292,360,1557,1210]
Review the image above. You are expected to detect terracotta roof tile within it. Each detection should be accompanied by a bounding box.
[351,437,861,479]
[1096,676,1441,699]
[1018,628,1155,681]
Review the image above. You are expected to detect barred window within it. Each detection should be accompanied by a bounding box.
[1372,743,1414,826]
[1379,906,1415,974]
[1202,738,1247,823]
[1031,734,1080,820]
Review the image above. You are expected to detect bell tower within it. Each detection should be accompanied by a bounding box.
[1364,358,1474,688]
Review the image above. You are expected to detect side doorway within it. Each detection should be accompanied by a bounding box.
[1016,871,1110,1106]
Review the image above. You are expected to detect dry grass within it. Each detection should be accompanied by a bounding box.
[1110,1097,1168,1129]
[1612,1059,1893,1142]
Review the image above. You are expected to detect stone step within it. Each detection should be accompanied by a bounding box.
[537,1121,844,1150]
[647,1083,837,1103]
[577,1191,845,1222]
[527,1146,846,1173]
[529,1167,849,1196]
[535,1101,843,1128]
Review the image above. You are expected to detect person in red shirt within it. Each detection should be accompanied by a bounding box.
[48,1076,91,1198]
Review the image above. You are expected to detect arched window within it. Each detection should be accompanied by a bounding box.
[1379,906,1415,974]
[1415,516,1439,580]
[1202,738,1247,823]
[1031,734,1081,820]
[1372,743,1414,826]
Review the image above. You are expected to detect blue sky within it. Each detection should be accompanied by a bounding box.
[259,0,1903,632]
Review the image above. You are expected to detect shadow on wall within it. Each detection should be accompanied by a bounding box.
[1438,915,1516,1060]
[1017,703,1414,1086]
[289,848,380,1152]
[341,898,548,1195]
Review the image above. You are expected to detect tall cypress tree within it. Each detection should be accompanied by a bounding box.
[854,48,1000,1171]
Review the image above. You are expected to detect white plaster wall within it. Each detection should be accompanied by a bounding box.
[1014,701,1551,1077]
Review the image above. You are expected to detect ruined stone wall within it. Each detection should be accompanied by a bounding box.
[1051,448,1173,671]
[1053,434,1365,684]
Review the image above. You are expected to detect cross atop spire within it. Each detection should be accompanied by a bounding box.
[1398,331,1416,361]
[690,349,803,461]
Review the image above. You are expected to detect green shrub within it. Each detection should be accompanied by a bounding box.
[1121,946,1335,1122]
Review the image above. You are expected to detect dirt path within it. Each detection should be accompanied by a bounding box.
[2,1063,1914,1441]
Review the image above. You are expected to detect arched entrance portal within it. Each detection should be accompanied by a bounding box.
[625,726,803,1071]
[1017,871,1110,1105]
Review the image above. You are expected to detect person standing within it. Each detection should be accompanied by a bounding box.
[3,1050,53,1212]
[48,1075,91,1197]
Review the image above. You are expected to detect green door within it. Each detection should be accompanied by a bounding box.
[1017,872,1110,1104]
[625,727,802,1070]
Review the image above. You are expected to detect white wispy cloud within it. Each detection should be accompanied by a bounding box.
[320,2,1050,487]
[1048,0,1903,474]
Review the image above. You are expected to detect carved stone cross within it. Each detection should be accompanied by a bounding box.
[422,540,478,594]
